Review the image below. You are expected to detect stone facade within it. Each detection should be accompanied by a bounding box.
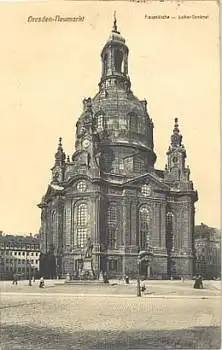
[0,232,40,280]
[194,224,221,279]
[38,18,198,279]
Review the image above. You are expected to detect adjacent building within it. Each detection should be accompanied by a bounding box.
[38,18,198,280]
[0,231,40,280]
[194,223,221,279]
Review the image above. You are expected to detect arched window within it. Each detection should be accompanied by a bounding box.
[103,53,108,75]
[166,211,174,251]
[114,50,123,73]
[97,114,104,130]
[51,210,56,249]
[107,203,118,249]
[129,112,137,132]
[51,211,56,222]
[76,203,88,248]
[139,206,150,249]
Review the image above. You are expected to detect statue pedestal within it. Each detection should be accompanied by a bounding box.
[80,258,95,280]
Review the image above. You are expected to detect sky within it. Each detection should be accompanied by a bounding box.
[0,1,220,234]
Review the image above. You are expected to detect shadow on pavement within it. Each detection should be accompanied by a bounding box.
[1,324,221,349]
[0,302,40,311]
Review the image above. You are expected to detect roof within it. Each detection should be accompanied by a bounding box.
[0,234,40,244]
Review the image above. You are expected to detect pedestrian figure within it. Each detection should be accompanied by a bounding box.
[125,275,129,284]
[103,272,109,284]
[193,275,203,289]
[39,277,45,288]
[193,275,199,289]
[141,283,146,292]
[199,275,204,289]
[12,274,18,286]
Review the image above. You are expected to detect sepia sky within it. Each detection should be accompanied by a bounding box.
[0,1,220,234]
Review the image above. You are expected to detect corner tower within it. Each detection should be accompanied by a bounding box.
[164,118,193,191]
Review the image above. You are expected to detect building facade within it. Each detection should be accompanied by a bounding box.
[0,231,40,280]
[195,224,221,279]
[38,19,198,279]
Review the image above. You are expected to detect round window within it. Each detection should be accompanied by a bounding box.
[141,184,151,197]
[76,181,87,192]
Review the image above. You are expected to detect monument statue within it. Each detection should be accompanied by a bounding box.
[78,236,95,280]
[84,236,94,259]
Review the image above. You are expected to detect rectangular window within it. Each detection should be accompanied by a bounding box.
[97,114,104,130]
[119,159,124,171]
[18,252,21,256]
[14,252,17,256]
[109,260,117,271]
[27,252,29,256]
[22,252,25,256]
[35,260,38,264]
[18,267,21,273]
[119,118,128,130]
[31,260,34,264]
[22,267,25,273]
[36,253,38,256]
[31,252,33,256]
[124,157,133,172]
[133,156,144,173]
[107,204,118,249]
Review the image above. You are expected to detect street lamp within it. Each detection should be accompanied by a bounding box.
[137,249,154,297]
[26,260,32,286]
[137,256,141,297]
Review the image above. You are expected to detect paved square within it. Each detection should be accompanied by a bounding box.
[1,280,221,349]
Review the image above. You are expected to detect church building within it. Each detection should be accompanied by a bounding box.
[38,17,198,280]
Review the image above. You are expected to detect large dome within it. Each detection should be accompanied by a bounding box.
[92,83,154,153]
[74,18,157,176]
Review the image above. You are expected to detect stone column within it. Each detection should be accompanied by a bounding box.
[40,207,48,254]
[160,203,166,249]
[47,204,53,249]
[91,194,100,275]
[130,199,137,246]
[122,196,128,278]
[158,204,162,247]
[65,199,72,250]
[152,202,160,247]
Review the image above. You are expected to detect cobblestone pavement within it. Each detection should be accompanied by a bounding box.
[0,279,220,296]
[1,280,221,350]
